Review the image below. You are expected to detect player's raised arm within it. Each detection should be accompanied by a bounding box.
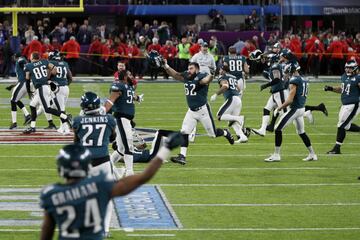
[163,59,184,81]
[104,85,122,113]
[199,73,214,85]
[110,132,183,197]
[324,85,342,93]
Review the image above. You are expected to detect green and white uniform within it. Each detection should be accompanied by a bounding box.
[180,71,217,137]
[337,73,360,130]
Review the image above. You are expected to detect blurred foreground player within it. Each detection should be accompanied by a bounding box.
[39,133,182,240]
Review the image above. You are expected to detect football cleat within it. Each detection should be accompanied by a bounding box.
[251,128,265,137]
[224,129,234,145]
[66,114,73,127]
[303,154,318,161]
[304,110,314,124]
[264,154,281,162]
[170,154,187,165]
[125,169,134,177]
[266,124,274,132]
[235,137,248,144]
[44,122,57,130]
[327,147,341,155]
[9,123,17,130]
[23,115,31,125]
[23,127,36,134]
[319,103,328,116]
[243,127,252,138]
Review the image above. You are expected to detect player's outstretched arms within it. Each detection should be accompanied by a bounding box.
[324,85,342,93]
[110,132,183,197]
[163,59,184,81]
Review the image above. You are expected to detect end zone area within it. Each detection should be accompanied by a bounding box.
[0,81,359,239]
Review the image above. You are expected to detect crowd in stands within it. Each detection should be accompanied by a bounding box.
[0,17,359,78]
[1,0,280,6]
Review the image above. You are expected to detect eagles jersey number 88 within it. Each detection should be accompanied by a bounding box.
[228,59,243,72]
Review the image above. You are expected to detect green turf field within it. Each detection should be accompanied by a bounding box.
[0,80,359,240]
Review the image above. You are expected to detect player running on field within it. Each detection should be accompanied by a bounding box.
[8,53,31,129]
[210,64,249,143]
[324,60,360,154]
[265,61,317,162]
[150,52,234,165]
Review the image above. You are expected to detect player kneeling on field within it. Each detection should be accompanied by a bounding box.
[39,133,183,240]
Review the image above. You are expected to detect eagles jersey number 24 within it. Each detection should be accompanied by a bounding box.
[56,197,102,238]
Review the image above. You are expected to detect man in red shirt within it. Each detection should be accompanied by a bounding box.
[23,36,43,59]
[159,40,177,79]
[189,38,203,56]
[147,38,161,80]
[88,35,102,75]
[113,61,138,88]
[327,36,346,75]
[61,36,80,76]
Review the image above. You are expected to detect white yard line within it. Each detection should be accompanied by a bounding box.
[0,153,358,158]
[171,203,360,207]
[0,167,359,171]
[0,183,359,188]
[0,227,359,232]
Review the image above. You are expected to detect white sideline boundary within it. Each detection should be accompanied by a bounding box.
[0,227,359,232]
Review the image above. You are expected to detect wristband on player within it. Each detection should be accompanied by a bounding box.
[156,146,170,162]
[106,99,114,106]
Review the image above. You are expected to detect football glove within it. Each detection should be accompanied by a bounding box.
[274,108,280,117]
[98,106,107,115]
[324,85,333,91]
[49,81,59,93]
[5,84,16,91]
[136,94,144,104]
[164,132,184,150]
[210,94,217,102]
[260,83,268,91]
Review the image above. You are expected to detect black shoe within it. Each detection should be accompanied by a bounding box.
[66,114,73,127]
[224,129,234,145]
[243,127,251,138]
[44,122,57,129]
[9,123,17,130]
[327,146,341,154]
[319,103,328,116]
[23,127,36,134]
[170,154,187,165]
[23,115,31,125]
[5,84,15,91]
[266,124,274,132]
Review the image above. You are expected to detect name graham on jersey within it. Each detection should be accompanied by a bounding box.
[51,182,98,206]
[80,116,109,124]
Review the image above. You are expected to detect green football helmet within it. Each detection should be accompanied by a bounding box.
[57,144,92,178]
